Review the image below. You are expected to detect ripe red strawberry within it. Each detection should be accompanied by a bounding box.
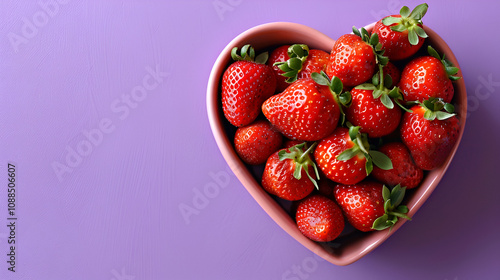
[399,46,460,103]
[222,45,277,127]
[400,98,460,170]
[296,195,344,242]
[372,4,428,60]
[262,143,319,201]
[345,88,402,138]
[326,27,387,87]
[371,142,423,189]
[345,66,406,137]
[334,182,411,232]
[234,120,283,165]
[269,44,329,92]
[314,126,393,185]
[300,49,330,78]
[262,76,341,141]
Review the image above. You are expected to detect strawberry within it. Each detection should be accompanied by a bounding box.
[399,46,460,103]
[262,143,319,201]
[296,194,345,242]
[383,61,401,85]
[345,65,408,137]
[326,27,387,87]
[314,126,393,185]
[372,3,429,60]
[300,49,330,79]
[262,74,343,141]
[269,44,329,92]
[334,182,411,232]
[371,142,423,189]
[234,120,283,165]
[222,45,277,127]
[345,87,402,138]
[268,45,290,92]
[400,98,460,170]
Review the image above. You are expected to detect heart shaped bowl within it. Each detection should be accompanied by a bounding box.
[207,22,467,265]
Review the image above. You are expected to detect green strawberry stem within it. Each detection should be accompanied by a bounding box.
[356,65,412,112]
[382,3,429,46]
[279,142,320,189]
[372,184,412,231]
[394,97,413,113]
[298,142,317,162]
[274,44,310,83]
[377,64,385,91]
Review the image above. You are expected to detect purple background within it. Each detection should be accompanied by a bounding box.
[1,0,499,279]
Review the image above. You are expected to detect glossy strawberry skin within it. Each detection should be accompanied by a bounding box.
[222,61,276,127]
[345,88,402,138]
[298,49,330,79]
[371,142,423,189]
[400,105,460,170]
[261,149,315,201]
[373,15,425,61]
[268,46,329,93]
[314,128,367,185]
[326,34,376,87]
[262,78,340,141]
[399,56,454,103]
[296,195,345,242]
[234,120,283,165]
[334,181,385,232]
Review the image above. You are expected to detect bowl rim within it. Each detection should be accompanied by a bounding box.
[206,21,467,266]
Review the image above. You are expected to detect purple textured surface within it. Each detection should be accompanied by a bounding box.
[0,0,499,279]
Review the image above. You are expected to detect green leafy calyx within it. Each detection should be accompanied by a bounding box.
[352,26,388,66]
[231,44,268,64]
[278,142,320,189]
[311,71,351,125]
[355,64,412,112]
[336,124,393,175]
[273,44,310,83]
[382,3,429,46]
[372,185,412,231]
[420,97,456,121]
[427,45,461,81]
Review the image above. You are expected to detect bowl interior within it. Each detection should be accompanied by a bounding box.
[207,22,466,265]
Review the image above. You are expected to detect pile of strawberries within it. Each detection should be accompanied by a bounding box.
[220,3,461,242]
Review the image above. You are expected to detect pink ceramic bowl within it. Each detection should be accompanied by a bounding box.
[207,22,466,265]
